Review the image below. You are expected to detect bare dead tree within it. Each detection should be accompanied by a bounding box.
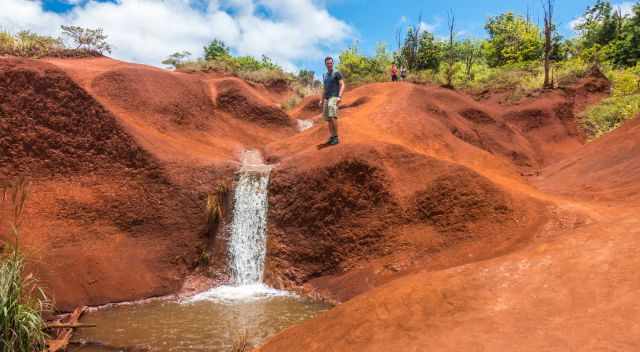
[542,0,554,89]
[445,10,456,88]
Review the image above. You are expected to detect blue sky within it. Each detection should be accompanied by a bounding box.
[3,0,636,74]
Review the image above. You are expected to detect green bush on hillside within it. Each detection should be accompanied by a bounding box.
[337,43,393,84]
[581,94,640,138]
[483,12,544,67]
[603,64,640,97]
[0,26,109,58]
[171,39,298,86]
[554,58,592,86]
[0,30,63,57]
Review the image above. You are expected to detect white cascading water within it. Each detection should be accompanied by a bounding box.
[228,152,270,285]
[297,119,313,132]
[187,150,288,303]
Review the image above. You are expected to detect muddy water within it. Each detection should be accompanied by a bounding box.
[71,294,330,352]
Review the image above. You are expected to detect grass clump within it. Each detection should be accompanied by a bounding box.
[0,27,110,58]
[581,94,640,138]
[0,30,63,58]
[281,95,302,111]
[581,63,640,139]
[0,178,50,352]
[206,182,229,235]
[0,250,50,352]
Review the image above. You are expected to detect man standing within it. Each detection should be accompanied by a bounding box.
[320,56,345,146]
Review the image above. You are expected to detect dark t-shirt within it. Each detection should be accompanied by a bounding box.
[323,70,343,99]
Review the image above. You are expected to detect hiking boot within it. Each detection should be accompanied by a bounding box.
[329,136,340,145]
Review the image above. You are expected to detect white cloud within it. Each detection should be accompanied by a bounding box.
[0,0,353,70]
[569,1,636,32]
[418,21,437,33]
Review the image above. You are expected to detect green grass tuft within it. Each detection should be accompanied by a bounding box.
[1,178,50,352]
[581,94,640,139]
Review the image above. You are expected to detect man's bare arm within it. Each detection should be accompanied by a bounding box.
[338,80,346,99]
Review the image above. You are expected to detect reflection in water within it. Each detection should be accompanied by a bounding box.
[71,295,330,352]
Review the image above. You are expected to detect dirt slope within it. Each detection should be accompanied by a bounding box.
[537,116,640,201]
[44,57,296,165]
[261,78,606,300]
[0,57,297,309]
[256,74,640,351]
[257,204,640,352]
[0,58,229,310]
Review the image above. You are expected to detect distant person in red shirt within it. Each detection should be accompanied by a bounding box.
[391,64,399,82]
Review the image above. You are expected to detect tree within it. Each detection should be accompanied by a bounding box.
[483,12,543,66]
[260,55,280,70]
[575,1,622,49]
[161,51,191,69]
[543,0,555,88]
[60,25,111,54]
[460,39,481,82]
[444,10,457,88]
[373,42,393,72]
[415,31,442,71]
[204,39,230,61]
[400,26,420,70]
[607,3,640,67]
[297,69,315,86]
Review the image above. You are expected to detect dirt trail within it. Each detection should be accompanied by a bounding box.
[2,56,638,351]
[256,75,640,350]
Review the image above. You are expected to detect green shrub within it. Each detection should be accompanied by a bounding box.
[0,27,105,58]
[406,69,439,85]
[177,58,234,73]
[0,30,63,57]
[281,95,302,111]
[236,68,291,84]
[554,58,592,86]
[337,43,393,84]
[0,250,50,352]
[581,94,640,138]
[0,31,16,51]
[1,179,50,352]
[603,65,640,97]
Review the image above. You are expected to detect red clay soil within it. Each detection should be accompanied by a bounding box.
[536,115,640,202]
[255,73,640,350]
[0,57,294,309]
[2,56,639,351]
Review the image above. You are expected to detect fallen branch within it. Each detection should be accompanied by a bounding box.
[46,323,96,329]
[45,306,87,352]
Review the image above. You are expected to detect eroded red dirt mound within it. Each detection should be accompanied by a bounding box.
[215,79,293,127]
[264,143,542,297]
[0,58,224,310]
[538,115,640,201]
[0,59,151,177]
[258,204,640,352]
[413,167,512,235]
[92,67,216,128]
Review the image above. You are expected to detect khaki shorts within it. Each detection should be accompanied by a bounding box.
[322,97,340,120]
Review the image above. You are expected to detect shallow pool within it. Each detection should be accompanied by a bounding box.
[71,286,330,352]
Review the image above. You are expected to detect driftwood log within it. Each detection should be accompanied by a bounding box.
[45,306,87,352]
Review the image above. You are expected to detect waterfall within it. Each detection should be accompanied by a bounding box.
[187,150,287,303]
[228,161,270,285]
[297,119,313,132]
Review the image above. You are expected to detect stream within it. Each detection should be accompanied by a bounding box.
[70,150,327,351]
[70,294,329,351]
